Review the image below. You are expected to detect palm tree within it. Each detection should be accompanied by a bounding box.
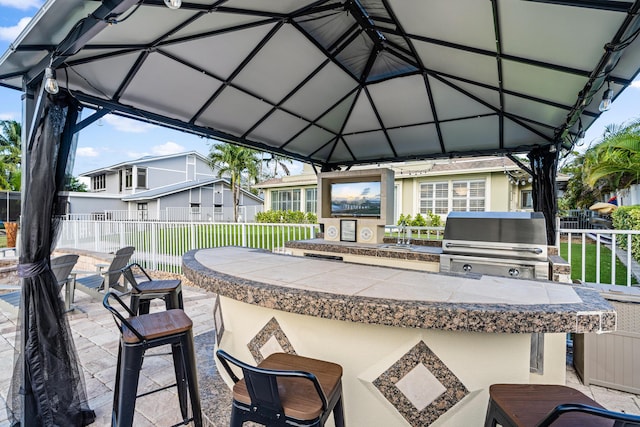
[0,120,21,190]
[209,143,260,222]
[583,119,640,192]
[264,154,292,178]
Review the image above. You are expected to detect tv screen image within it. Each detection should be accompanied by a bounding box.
[331,181,381,217]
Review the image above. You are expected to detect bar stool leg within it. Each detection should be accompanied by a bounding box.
[115,344,144,427]
[181,331,202,427]
[112,343,124,423]
[171,341,189,421]
[333,395,345,427]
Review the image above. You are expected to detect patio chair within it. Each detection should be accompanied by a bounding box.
[73,246,134,302]
[0,254,79,315]
[485,383,640,427]
[121,262,183,314]
[216,349,345,427]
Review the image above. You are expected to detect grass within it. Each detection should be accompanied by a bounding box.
[560,241,638,285]
[0,235,6,248]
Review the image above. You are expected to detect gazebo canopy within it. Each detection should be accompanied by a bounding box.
[1,0,639,168]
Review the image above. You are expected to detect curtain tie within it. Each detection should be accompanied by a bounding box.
[17,259,50,278]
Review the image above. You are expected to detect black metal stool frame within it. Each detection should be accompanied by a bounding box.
[121,262,183,315]
[216,349,345,427]
[104,292,202,427]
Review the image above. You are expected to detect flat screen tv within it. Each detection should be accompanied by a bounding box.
[330,181,381,217]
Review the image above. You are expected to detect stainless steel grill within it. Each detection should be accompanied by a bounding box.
[439,212,549,280]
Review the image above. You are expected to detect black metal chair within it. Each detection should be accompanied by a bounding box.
[121,262,182,315]
[216,349,345,427]
[485,384,640,427]
[103,291,202,427]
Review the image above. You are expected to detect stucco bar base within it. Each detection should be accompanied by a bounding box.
[217,297,566,427]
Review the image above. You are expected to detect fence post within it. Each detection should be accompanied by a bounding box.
[94,221,100,251]
[190,222,196,250]
[242,222,247,247]
[74,220,79,249]
[151,222,158,270]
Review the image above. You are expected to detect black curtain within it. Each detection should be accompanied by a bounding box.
[7,91,95,426]
[528,145,559,246]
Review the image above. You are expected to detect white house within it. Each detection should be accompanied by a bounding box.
[68,151,263,222]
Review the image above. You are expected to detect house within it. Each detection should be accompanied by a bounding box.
[68,151,263,222]
[256,156,537,223]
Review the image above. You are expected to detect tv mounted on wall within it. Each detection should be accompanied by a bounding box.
[330,181,381,217]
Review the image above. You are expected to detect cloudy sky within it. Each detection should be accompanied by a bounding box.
[0,1,638,177]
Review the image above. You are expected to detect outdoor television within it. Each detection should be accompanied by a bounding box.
[330,181,381,217]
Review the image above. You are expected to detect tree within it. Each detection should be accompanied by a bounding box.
[264,154,293,178]
[208,143,260,222]
[66,176,88,192]
[0,120,22,190]
[558,151,602,210]
[583,119,640,191]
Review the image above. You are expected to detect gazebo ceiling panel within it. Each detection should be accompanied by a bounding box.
[248,110,310,146]
[501,60,588,107]
[283,126,336,157]
[316,93,358,134]
[343,131,395,161]
[368,75,433,128]
[499,1,625,70]
[389,0,497,52]
[234,25,326,105]
[1,0,639,167]
[66,52,141,100]
[281,63,358,122]
[413,41,500,88]
[428,77,495,121]
[440,116,500,152]
[162,24,276,82]
[388,124,441,157]
[165,11,266,42]
[196,86,273,136]
[119,53,222,120]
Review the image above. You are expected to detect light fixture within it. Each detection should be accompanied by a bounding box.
[598,82,613,112]
[164,0,181,9]
[43,67,59,94]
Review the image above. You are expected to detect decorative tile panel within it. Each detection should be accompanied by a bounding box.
[373,341,468,426]
[213,295,224,345]
[247,317,296,364]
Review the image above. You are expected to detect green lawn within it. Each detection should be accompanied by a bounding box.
[0,234,6,248]
[560,241,638,285]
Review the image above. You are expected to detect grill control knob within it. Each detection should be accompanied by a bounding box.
[463,264,472,272]
[509,268,520,277]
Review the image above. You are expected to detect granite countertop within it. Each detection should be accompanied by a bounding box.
[286,239,442,262]
[182,247,616,334]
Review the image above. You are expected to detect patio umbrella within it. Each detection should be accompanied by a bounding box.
[6,90,95,426]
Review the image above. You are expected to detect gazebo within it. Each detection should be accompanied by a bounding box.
[1,0,639,425]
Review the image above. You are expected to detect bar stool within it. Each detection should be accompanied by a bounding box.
[103,291,202,427]
[485,384,640,427]
[121,263,183,315]
[216,349,345,427]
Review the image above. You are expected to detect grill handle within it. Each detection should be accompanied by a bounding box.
[444,242,543,254]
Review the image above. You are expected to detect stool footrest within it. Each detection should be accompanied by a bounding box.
[136,382,178,399]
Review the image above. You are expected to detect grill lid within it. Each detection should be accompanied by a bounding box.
[443,212,547,245]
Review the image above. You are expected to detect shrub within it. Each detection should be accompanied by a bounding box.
[412,213,428,227]
[612,205,640,261]
[256,210,317,224]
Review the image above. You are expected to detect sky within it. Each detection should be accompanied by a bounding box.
[0,1,638,178]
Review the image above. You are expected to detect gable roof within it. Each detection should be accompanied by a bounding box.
[1,1,639,169]
[80,151,210,177]
[122,178,262,203]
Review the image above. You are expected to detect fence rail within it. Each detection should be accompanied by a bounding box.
[56,219,640,286]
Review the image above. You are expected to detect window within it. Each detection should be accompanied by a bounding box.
[452,180,485,212]
[137,168,147,189]
[271,189,301,211]
[137,203,148,220]
[521,190,533,209]
[91,174,106,191]
[125,168,133,188]
[419,182,448,215]
[305,188,317,213]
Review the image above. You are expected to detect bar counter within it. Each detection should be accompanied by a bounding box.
[183,247,616,427]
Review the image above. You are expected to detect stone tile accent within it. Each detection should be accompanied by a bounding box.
[213,294,224,345]
[373,341,468,426]
[247,317,297,364]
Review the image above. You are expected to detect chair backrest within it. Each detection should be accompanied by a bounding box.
[121,263,152,292]
[51,254,79,286]
[105,246,135,287]
[215,349,328,420]
[538,403,640,427]
[102,291,145,342]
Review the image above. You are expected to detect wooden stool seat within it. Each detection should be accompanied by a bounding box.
[122,309,192,343]
[486,384,613,427]
[122,263,183,315]
[233,353,343,420]
[133,279,181,293]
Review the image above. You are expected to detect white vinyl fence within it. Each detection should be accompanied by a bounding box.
[57,220,317,273]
